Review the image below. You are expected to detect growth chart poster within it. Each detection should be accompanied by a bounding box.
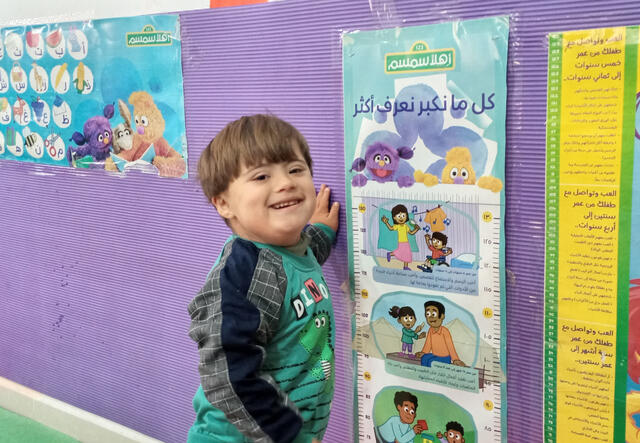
[0,15,187,178]
[343,16,508,443]
[545,26,640,443]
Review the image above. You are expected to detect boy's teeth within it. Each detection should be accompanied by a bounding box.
[274,200,298,209]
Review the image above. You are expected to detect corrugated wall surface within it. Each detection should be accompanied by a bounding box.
[1,1,639,442]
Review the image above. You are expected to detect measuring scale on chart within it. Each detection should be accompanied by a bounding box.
[349,187,504,443]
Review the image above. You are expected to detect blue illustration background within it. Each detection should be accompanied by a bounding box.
[0,15,186,172]
[343,16,509,183]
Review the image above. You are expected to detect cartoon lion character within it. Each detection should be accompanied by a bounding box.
[414,146,502,192]
[351,142,415,188]
[105,92,185,177]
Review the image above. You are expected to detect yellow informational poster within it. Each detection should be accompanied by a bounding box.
[545,26,640,443]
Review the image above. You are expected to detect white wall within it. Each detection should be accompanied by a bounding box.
[0,0,208,26]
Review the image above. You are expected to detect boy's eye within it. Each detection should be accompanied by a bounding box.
[290,167,304,174]
[254,174,268,181]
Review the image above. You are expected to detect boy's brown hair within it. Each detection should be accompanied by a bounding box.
[198,114,313,203]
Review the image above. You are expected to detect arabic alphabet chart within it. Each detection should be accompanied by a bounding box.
[545,26,640,443]
[343,17,508,443]
[0,15,188,178]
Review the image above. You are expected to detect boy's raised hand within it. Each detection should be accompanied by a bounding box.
[310,184,340,232]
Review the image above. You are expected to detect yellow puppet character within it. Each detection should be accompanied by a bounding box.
[414,146,503,192]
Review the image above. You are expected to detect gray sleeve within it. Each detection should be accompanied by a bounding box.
[304,223,335,265]
[188,240,303,443]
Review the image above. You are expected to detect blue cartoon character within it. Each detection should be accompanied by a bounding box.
[351,142,415,187]
[67,103,115,166]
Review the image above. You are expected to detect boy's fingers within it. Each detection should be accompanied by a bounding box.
[329,201,340,218]
[316,185,331,207]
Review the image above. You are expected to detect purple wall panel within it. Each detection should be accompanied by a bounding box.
[1,1,640,442]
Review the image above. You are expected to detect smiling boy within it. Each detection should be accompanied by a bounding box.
[417,232,452,273]
[188,115,340,443]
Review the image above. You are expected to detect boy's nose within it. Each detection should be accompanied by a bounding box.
[275,171,295,190]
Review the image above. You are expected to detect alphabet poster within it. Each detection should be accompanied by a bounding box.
[545,26,640,443]
[343,16,508,442]
[0,14,187,178]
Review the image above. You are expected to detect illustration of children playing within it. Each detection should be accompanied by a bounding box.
[389,305,426,358]
[415,301,466,367]
[436,421,466,443]
[377,391,425,443]
[417,232,453,273]
[382,204,420,271]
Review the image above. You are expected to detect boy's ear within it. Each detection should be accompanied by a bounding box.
[212,194,234,220]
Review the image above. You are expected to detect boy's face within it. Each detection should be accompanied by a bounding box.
[396,400,416,424]
[445,429,464,443]
[213,145,316,247]
[432,238,444,249]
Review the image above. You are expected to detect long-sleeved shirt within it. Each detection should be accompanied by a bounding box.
[420,325,460,361]
[378,416,415,443]
[188,224,335,443]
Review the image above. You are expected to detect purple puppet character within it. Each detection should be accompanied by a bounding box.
[351,142,415,187]
[67,103,115,165]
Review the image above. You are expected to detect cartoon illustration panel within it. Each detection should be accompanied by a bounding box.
[356,292,503,394]
[0,15,187,178]
[359,197,480,296]
[374,388,476,443]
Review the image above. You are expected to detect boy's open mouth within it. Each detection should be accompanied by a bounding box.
[271,199,301,209]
